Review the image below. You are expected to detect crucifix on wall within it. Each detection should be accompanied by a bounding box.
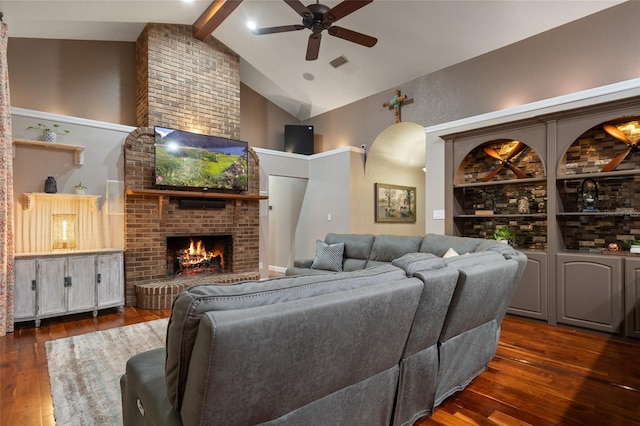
[383,89,410,124]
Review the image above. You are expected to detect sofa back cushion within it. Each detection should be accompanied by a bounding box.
[325,233,375,271]
[439,260,519,342]
[366,234,424,268]
[165,264,408,410]
[179,278,423,425]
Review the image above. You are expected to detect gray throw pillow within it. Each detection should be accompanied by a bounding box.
[311,240,345,272]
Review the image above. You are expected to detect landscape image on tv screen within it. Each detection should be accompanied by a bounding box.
[154,127,249,192]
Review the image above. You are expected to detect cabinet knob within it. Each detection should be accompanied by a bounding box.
[97,273,102,284]
[64,276,73,287]
[31,280,36,291]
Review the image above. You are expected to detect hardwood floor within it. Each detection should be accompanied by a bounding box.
[0,307,171,426]
[1,310,639,426]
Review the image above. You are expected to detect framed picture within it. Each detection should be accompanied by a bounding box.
[375,183,416,223]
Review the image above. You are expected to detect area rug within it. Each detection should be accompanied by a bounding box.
[45,318,168,425]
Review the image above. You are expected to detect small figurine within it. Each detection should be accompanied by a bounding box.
[608,243,619,252]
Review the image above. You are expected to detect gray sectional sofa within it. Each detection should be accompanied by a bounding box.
[120,233,526,426]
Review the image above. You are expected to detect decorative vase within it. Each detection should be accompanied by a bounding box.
[44,176,57,193]
[518,196,530,214]
[43,131,57,142]
[74,187,85,195]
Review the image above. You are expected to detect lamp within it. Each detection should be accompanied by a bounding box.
[52,214,78,250]
[580,178,599,212]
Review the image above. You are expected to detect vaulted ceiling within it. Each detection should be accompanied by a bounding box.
[3,0,624,120]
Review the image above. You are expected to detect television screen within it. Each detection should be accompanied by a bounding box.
[154,127,249,192]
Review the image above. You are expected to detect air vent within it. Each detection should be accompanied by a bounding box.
[329,55,348,68]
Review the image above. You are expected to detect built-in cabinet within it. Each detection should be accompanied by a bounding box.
[14,250,124,327]
[625,257,640,339]
[556,253,624,334]
[508,251,547,320]
[444,94,640,338]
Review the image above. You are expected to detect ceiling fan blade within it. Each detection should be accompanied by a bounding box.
[284,0,313,20]
[506,163,527,179]
[603,124,632,146]
[483,165,504,182]
[601,147,632,172]
[506,141,525,160]
[482,146,503,161]
[327,26,377,47]
[325,0,372,23]
[306,33,322,61]
[253,24,305,35]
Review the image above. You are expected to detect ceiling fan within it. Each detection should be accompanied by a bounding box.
[482,141,528,182]
[601,124,639,172]
[252,0,378,61]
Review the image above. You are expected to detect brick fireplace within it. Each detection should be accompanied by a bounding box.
[123,24,261,308]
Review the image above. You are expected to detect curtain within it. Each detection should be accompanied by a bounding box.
[0,22,14,336]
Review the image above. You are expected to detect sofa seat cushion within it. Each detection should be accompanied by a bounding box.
[311,240,345,272]
[166,264,409,410]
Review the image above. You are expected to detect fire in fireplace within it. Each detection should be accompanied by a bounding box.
[166,235,232,277]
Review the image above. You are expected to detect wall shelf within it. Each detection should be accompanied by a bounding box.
[453,177,546,188]
[13,138,85,165]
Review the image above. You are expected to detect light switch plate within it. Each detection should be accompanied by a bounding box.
[433,209,445,220]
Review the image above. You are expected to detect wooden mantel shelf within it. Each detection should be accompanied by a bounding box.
[126,188,267,219]
[126,188,267,200]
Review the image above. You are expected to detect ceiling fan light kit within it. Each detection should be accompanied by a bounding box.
[252,0,378,60]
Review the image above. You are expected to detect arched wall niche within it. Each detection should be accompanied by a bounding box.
[455,139,546,185]
[558,116,640,176]
[353,122,426,235]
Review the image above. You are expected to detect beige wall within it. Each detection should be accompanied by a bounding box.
[8,38,136,126]
[240,83,301,150]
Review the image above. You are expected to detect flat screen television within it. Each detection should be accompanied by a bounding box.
[154,126,249,192]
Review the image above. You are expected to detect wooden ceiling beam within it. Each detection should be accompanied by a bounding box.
[193,0,243,41]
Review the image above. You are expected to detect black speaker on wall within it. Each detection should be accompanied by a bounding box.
[179,198,227,209]
[284,125,314,155]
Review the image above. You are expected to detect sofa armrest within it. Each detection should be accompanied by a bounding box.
[121,348,182,426]
[293,258,314,268]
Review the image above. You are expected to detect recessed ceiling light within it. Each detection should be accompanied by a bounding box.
[247,20,257,31]
[303,73,314,81]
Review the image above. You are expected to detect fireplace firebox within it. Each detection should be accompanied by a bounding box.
[166,235,232,277]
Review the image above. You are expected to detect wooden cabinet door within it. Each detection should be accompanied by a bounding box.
[38,257,67,317]
[96,252,124,308]
[556,253,624,334]
[508,251,547,320]
[625,257,640,339]
[66,255,96,313]
[14,259,37,320]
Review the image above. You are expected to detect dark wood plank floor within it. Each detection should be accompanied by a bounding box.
[2,310,639,426]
